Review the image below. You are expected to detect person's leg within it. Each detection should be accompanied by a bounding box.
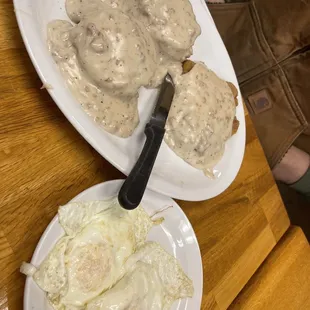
[273,146,310,196]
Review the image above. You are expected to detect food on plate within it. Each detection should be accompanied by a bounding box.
[22,199,160,307]
[48,0,200,137]
[131,0,201,61]
[21,199,193,309]
[47,6,158,138]
[87,242,193,309]
[65,0,134,23]
[48,0,239,177]
[165,60,239,177]
[65,0,200,62]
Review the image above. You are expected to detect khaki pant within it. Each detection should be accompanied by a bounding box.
[209,0,310,168]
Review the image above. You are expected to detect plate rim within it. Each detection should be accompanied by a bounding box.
[13,0,246,201]
[23,180,203,310]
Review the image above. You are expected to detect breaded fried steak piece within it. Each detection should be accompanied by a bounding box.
[182,60,239,136]
[164,60,239,177]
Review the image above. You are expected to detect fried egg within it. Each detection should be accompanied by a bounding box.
[33,237,70,294]
[28,198,160,308]
[87,242,194,310]
[22,198,194,310]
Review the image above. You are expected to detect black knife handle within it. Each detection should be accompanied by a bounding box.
[118,122,165,210]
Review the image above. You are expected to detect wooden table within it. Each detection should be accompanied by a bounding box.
[0,1,292,309]
[230,226,310,309]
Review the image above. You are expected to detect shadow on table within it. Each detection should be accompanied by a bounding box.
[277,182,310,242]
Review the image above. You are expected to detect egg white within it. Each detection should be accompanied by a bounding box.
[87,262,163,310]
[87,241,194,310]
[33,237,70,295]
[27,198,193,310]
[32,198,159,309]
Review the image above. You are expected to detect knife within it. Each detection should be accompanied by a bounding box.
[118,74,175,210]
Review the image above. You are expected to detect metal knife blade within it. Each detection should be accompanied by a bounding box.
[150,73,175,127]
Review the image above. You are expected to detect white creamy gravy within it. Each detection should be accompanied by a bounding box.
[48,0,200,137]
[131,0,201,61]
[164,63,236,176]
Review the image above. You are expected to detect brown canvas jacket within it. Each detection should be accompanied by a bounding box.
[209,0,310,167]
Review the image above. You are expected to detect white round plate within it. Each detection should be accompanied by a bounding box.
[14,0,245,201]
[24,180,203,310]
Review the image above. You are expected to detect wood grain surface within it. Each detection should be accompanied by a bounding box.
[0,1,290,309]
[230,226,310,309]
